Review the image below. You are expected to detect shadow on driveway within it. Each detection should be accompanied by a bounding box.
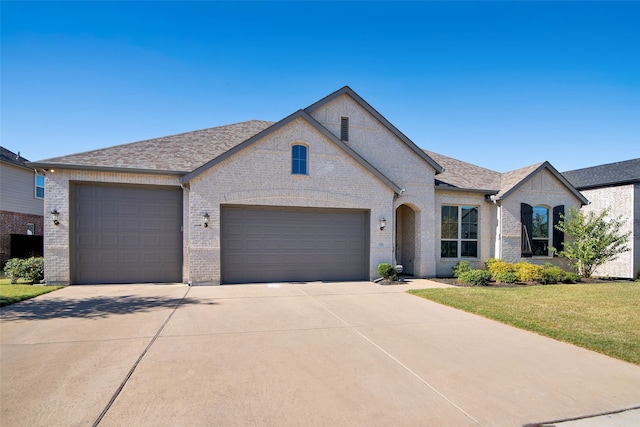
[0,294,215,321]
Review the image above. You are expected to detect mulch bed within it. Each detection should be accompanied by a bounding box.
[428,277,633,288]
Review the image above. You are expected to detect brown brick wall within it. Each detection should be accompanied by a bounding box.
[0,210,44,266]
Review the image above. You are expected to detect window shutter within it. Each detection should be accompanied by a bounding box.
[521,203,533,257]
[340,117,349,142]
[553,205,564,254]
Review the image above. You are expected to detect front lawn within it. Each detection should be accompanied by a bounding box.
[0,278,63,307]
[408,282,640,365]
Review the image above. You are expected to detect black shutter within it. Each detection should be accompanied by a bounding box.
[521,203,533,257]
[553,205,564,255]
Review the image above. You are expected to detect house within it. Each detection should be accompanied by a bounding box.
[29,87,587,285]
[563,159,640,279]
[0,147,45,267]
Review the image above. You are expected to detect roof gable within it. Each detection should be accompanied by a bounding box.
[305,86,444,174]
[562,158,640,189]
[424,148,587,204]
[181,110,403,193]
[497,161,588,204]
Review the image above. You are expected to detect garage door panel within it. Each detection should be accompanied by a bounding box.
[221,206,369,284]
[98,235,118,246]
[73,184,182,284]
[99,218,119,231]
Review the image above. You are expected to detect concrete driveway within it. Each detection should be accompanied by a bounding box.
[1,280,639,426]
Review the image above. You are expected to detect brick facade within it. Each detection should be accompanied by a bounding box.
[37,88,589,285]
[579,184,637,278]
[0,210,44,266]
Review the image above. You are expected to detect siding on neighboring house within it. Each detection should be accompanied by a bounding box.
[1,149,45,265]
[1,160,44,215]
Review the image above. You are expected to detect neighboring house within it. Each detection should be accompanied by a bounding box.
[563,159,640,279]
[0,147,45,267]
[29,87,587,285]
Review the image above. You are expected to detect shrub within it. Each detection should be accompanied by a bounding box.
[452,260,472,278]
[515,262,544,283]
[562,272,581,283]
[22,257,44,283]
[488,260,516,279]
[457,269,492,286]
[377,263,398,281]
[4,258,26,284]
[495,271,518,284]
[540,263,566,284]
[3,257,44,284]
[485,258,500,269]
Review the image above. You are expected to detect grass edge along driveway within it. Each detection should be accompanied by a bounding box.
[0,278,63,307]
[408,282,640,365]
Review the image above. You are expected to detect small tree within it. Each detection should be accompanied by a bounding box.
[553,207,630,278]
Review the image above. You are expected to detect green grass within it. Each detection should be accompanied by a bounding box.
[0,278,63,307]
[408,282,640,365]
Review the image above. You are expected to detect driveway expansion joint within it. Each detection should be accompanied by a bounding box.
[91,286,192,427]
[297,285,482,426]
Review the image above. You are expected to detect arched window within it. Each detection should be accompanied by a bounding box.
[532,205,550,256]
[292,144,308,175]
[522,203,564,257]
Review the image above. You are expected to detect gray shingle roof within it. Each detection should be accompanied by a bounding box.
[0,146,30,168]
[425,151,587,204]
[32,120,275,173]
[562,158,640,190]
[424,150,501,191]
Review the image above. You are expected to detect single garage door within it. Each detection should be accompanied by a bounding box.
[221,206,369,284]
[72,183,182,284]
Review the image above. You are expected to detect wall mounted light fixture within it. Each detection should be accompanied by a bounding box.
[202,212,210,228]
[51,209,60,225]
[379,218,386,231]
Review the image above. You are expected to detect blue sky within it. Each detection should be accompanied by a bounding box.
[2,1,638,172]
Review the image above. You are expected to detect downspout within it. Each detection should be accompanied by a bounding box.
[488,194,502,259]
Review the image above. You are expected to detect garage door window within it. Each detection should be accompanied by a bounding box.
[292,144,308,175]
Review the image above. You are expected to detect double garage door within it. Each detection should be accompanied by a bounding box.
[221,206,370,284]
[72,183,182,284]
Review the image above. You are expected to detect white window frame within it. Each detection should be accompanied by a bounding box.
[35,173,45,199]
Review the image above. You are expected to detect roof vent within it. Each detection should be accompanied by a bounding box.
[340,117,349,142]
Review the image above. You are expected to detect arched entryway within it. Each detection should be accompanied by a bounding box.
[395,204,417,276]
